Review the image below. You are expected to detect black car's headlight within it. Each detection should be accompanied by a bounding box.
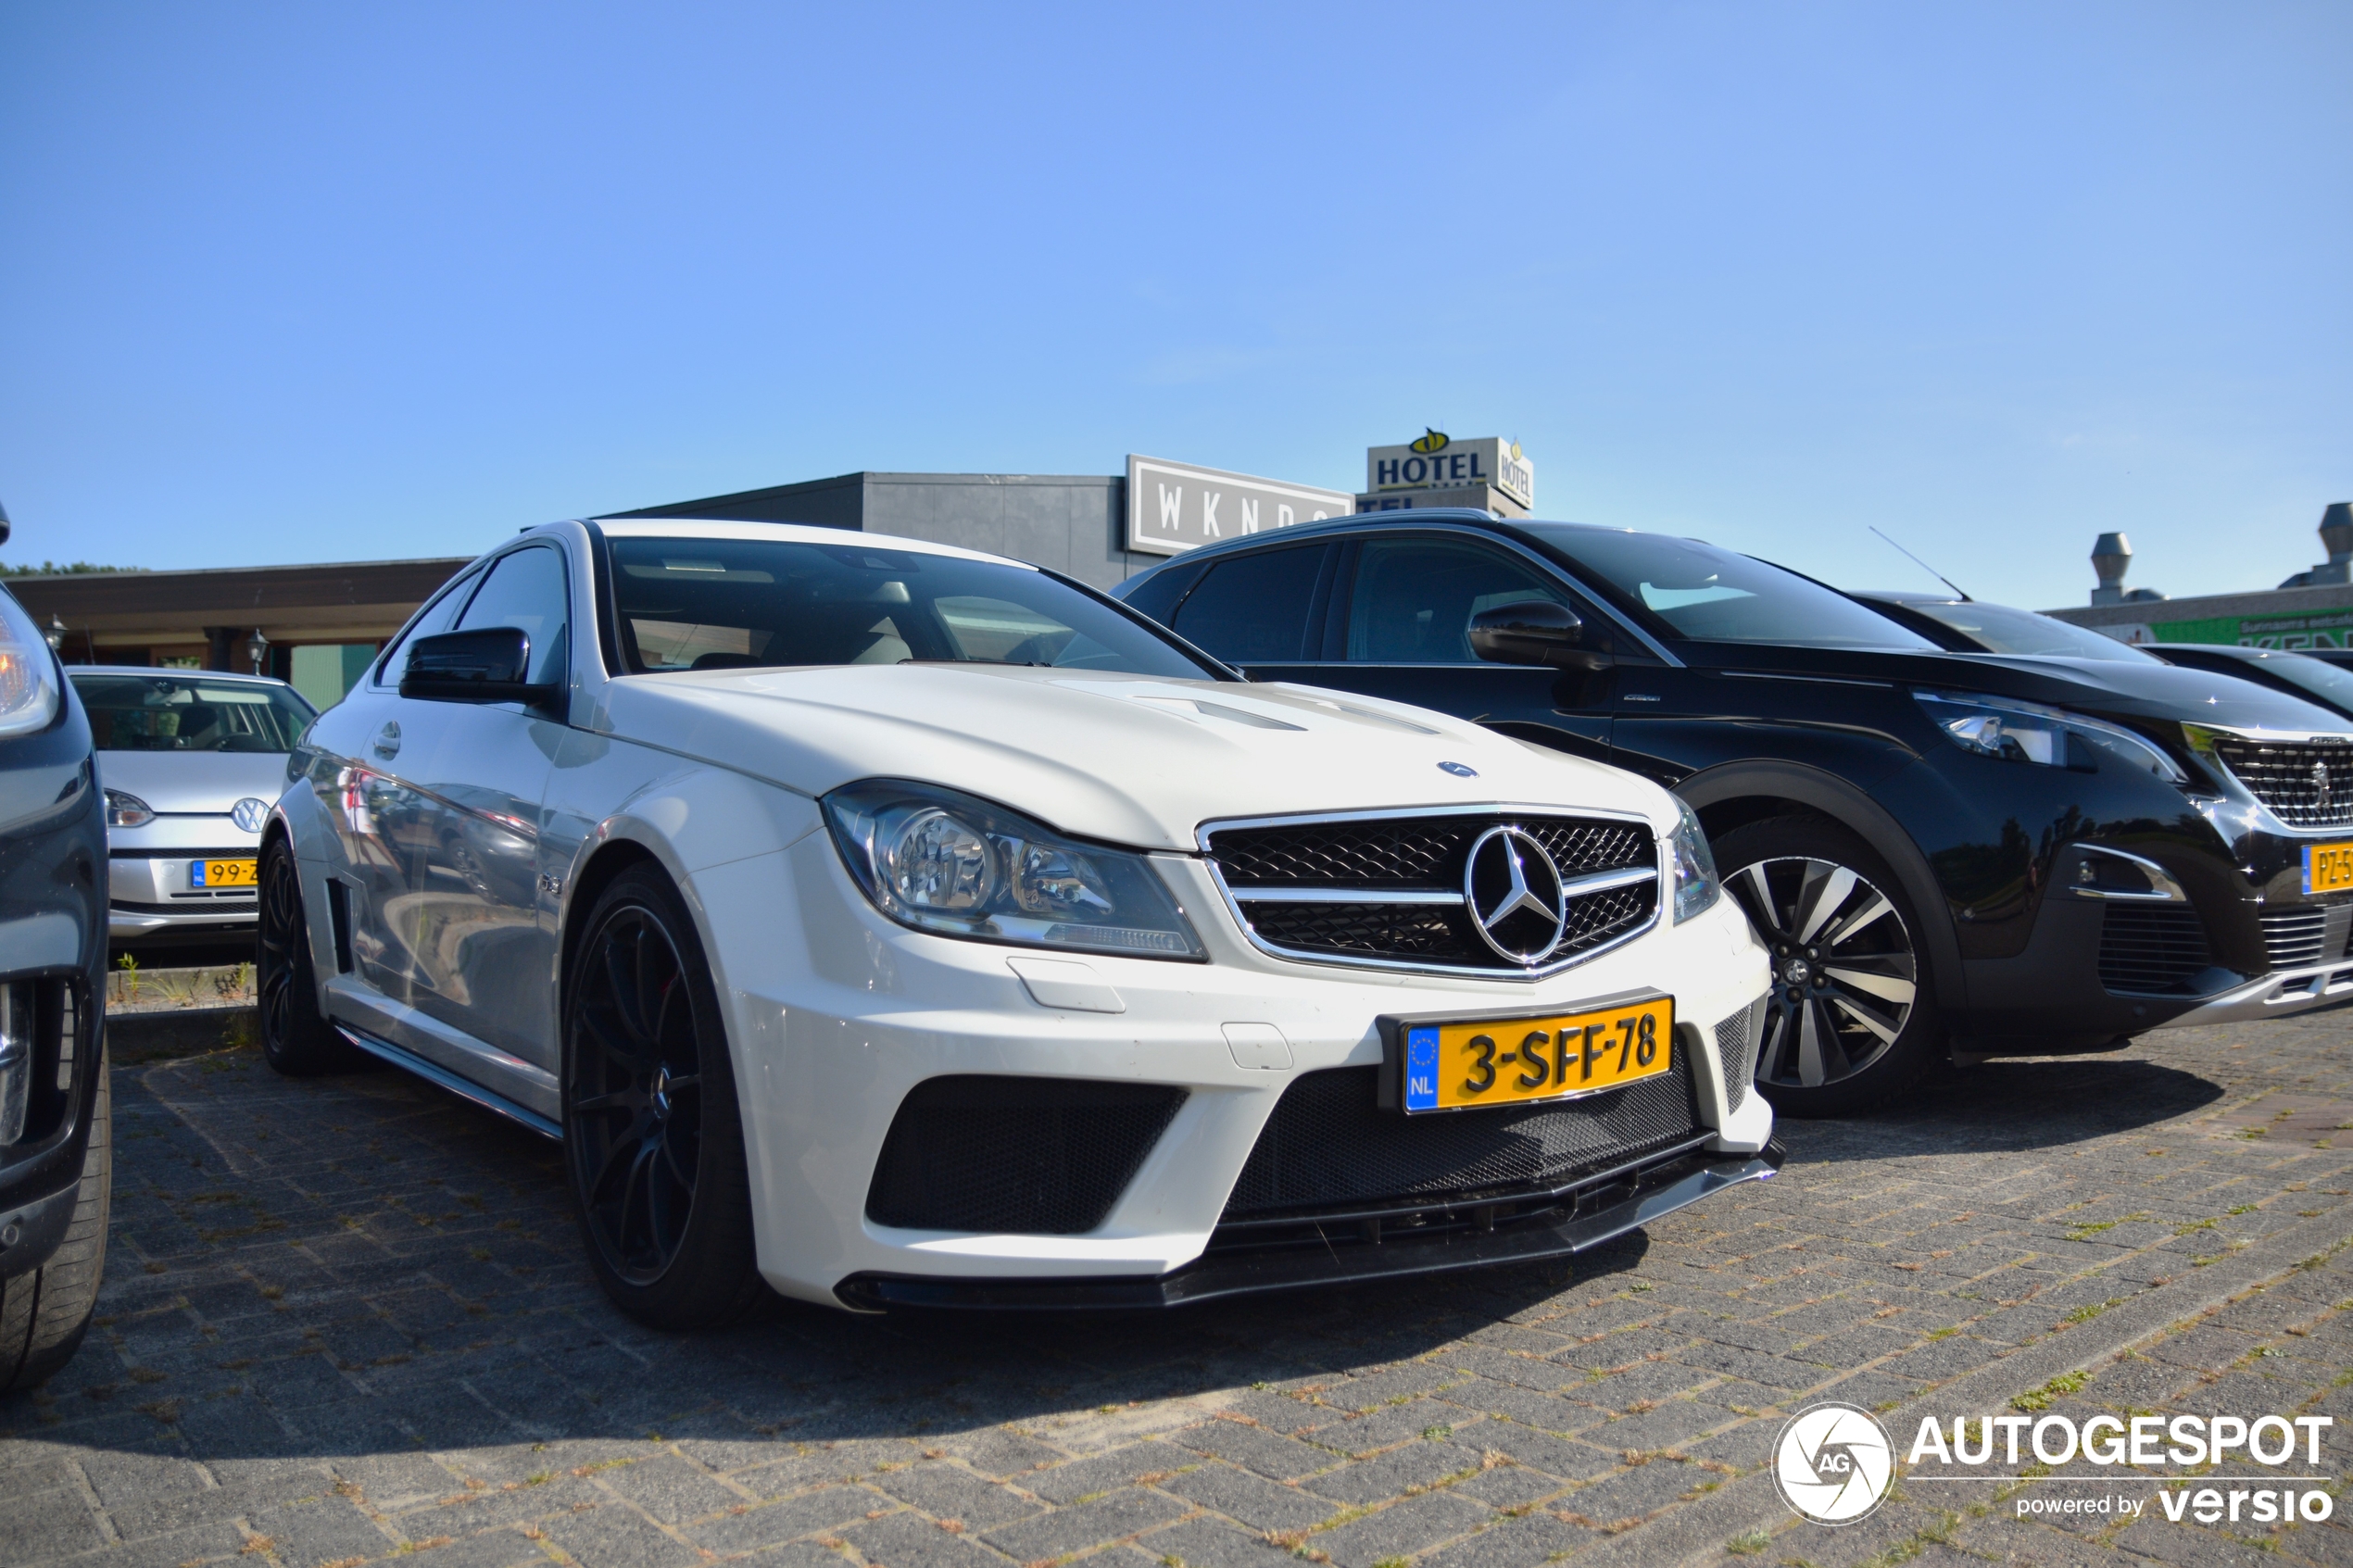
[1915,690,2184,782]
[824,779,1205,960]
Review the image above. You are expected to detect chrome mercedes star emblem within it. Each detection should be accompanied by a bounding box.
[1464,825,1567,965]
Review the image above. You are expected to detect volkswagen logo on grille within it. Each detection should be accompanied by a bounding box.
[1464,825,1567,965]
[2314,759,2332,809]
[231,797,271,834]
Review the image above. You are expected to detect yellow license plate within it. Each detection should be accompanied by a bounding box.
[192,857,258,888]
[2303,843,2353,896]
[1398,996,1674,1114]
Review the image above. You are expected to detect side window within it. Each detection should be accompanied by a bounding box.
[1343,537,1584,664]
[1169,545,1327,664]
[374,569,481,686]
[456,546,571,686]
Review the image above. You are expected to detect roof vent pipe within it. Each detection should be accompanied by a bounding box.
[2090,533,2133,606]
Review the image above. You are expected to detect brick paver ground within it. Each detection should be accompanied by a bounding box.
[4,1010,2349,1568]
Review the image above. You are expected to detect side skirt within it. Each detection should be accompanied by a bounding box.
[333,1024,562,1140]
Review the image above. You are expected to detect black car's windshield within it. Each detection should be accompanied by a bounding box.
[1881,598,2157,662]
[69,674,316,752]
[1526,526,1938,649]
[2193,649,2353,712]
[607,534,1218,679]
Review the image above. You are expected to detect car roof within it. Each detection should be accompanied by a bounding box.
[65,666,293,685]
[1130,508,1541,572]
[583,517,1030,571]
[2154,643,2287,659]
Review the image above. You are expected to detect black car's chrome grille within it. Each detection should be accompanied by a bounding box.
[2096,906,2213,995]
[2209,735,2353,829]
[1203,810,1659,976]
[2259,905,2353,971]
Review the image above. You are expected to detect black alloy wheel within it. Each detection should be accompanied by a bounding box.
[256,835,359,1075]
[1713,816,1941,1116]
[561,865,765,1328]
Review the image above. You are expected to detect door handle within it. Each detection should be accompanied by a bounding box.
[371,721,402,761]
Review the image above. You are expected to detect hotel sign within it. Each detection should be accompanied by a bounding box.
[1365,433,1533,509]
[1124,456,1354,557]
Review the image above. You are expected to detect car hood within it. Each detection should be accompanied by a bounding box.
[598,666,1669,850]
[1692,643,2353,734]
[94,751,290,814]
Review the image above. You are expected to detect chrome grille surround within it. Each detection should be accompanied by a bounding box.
[1198,804,1663,979]
[2204,732,2353,830]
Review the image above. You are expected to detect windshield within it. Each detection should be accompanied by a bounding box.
[1885,599,2156,662]
[70,673,316,752]
[1525,526,1938,650]
[2209,650,2353,711]
[606,535,1217,679]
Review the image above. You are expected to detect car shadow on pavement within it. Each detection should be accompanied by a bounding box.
[0,1035,2228,1471]
[1778,1052,2225,1160]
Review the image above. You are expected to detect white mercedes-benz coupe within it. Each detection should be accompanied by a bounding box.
[261,519,1780,1324]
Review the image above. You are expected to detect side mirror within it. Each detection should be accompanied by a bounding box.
[1467,599,1613,671]
[401,627,562,710]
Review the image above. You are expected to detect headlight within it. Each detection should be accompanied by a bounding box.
[1670,797,1721,924]
[1915,690,2184,782]
[0,591,59,740]
[824,779,1205,960]
[105,789,155,829]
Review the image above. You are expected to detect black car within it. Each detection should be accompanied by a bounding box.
[0,510,111,1392]
[2143,644,2353,724]
[1118,510,2353,1114]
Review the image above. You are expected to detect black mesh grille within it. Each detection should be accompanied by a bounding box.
[2211,736,2353,829]
[1208,812,1657,973]
[866,1076,1187,1235]
[2096,906,2212,994]
[1219,1057,1701,1223]
[1714,999,1764,1114]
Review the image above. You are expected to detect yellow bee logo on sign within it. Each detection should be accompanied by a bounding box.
[1409,429,1450,454]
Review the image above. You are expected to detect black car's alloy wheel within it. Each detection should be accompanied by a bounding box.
[1730,857,1917,1088]
[1713,816,1941,1116]
[560,865,765,1327]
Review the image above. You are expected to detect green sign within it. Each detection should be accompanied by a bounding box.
[2135,606,2353,649]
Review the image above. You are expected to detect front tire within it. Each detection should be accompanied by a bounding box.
[1713,815,1942,1118]
[1,1045,110,1394]
[562,865,765,1330]
[256,835,361,1076]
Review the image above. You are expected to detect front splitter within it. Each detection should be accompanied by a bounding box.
[835,1140,1784,1311]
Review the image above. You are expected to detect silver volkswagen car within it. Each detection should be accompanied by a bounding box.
[67,668,317,948]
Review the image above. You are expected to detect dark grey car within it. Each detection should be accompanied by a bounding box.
[0,508,111,1392]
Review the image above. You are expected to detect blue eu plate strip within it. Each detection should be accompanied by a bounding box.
[1403,1026,1440,1112]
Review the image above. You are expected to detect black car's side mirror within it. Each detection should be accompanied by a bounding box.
[401,627,563,711]
[1467,599,1613,671]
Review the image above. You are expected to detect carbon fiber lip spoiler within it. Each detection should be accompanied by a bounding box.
[835,1139,1784,1311]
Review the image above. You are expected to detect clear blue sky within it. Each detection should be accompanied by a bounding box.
[2,2,2347,609]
